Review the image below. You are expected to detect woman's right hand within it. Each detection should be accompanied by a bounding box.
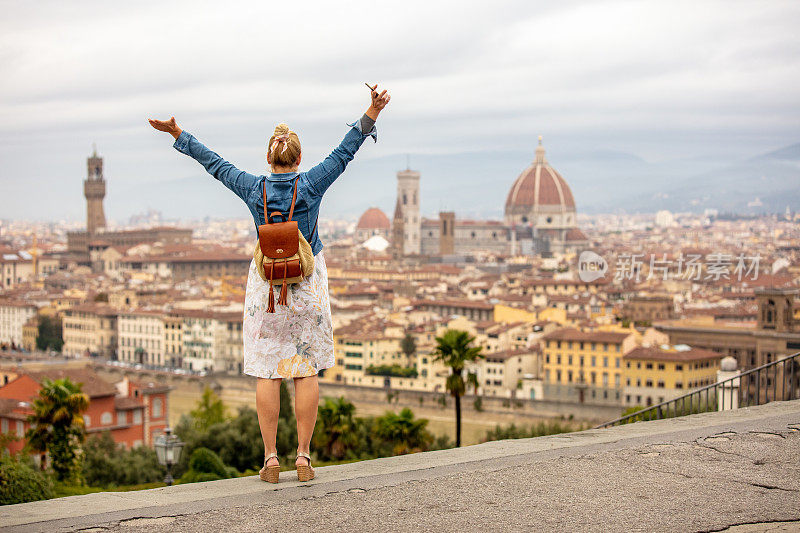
[148,116,183,140]
[366,85,390,120]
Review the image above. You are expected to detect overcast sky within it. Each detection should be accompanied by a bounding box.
[1,0,798,221]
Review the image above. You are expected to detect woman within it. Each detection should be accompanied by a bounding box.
[148,85,390,483]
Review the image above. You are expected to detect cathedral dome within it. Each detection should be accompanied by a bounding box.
[505,138,576,216]
[356,207,390,230]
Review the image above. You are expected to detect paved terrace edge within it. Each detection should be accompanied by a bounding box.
[1,399,799,532]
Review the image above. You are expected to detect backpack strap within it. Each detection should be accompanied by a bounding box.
[287,177,299,221]
[263,177,299,224]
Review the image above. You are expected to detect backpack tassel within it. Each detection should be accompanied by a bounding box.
[279,280,288,306]
[267,262,276,313]
[268,284,275,313]
[278,260,289,306]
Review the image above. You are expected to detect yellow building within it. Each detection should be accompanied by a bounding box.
[22,316,39,352]
[164,315,183,368]
[541,328,639,404]
[493,304,536,324]
[622,345,723,407]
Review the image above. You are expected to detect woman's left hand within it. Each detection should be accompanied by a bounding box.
[366,85,390,119]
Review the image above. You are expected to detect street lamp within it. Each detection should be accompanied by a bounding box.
[154,427,185,486]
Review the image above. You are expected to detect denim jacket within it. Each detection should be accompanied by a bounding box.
[173,118,377,255]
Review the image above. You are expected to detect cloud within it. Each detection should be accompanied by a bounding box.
[0,0,798,220]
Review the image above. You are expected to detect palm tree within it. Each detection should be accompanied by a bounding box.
[375,408,433,455]
[25,377,89,481]
[432,329,483,447]
[312,397,359,460]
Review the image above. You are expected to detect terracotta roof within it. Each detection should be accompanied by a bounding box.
[356,207,391,230]
[624,346,724,362]
[484,348,537,361]
[505,153,576,209]
[0,398,30,418]
[114,396,144,410]
[412,299,494,310]
[22,368,118,398]
[65,303,118,316]
[542,328,631,344]
[565,228,588,241]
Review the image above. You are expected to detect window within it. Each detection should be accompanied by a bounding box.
[101,412,112,425]
[657,364,665,371]
[615,374,621,387]
[602,373,609,387]
[152,398,163,418]
[676,364,683,371]
[645,379,653,387]
[117,411,127,425]
[567,370,573,383]
[1,419,8,433]
[657,380,665,388]
[16,421,23,436]
[568,355,573,365]
[84,414,91,427]
[603,357,608,367]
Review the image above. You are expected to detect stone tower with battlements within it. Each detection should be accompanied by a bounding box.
[84,148,106,235]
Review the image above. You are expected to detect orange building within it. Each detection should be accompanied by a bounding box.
[0,367,169,455]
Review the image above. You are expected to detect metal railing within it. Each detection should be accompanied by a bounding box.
[596,351,800,429]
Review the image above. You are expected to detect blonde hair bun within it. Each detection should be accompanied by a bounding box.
[267,123,301,167]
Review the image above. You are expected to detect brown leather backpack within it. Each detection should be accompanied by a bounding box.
[256,177,316,312]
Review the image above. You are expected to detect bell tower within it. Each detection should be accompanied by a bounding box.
[395,168,421,255]
[84,146,106,235]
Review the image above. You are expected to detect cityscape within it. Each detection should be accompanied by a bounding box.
[1,0,799,530]
[2,136,798,446]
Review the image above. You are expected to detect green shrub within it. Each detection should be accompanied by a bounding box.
[82,432,164,488]
[473,396,483,412]
[0,454,54,504]
[365,364,418,378]
[179,447,235,484]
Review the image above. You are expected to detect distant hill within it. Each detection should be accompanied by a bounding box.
[107,142,800,221]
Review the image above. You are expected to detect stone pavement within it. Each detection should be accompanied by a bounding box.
[2,400,799,533]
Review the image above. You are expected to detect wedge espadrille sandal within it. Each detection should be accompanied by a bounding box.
[295,451,315,482]
[260,452,280,484]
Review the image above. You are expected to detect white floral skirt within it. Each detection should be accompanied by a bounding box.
[243,251,334,379]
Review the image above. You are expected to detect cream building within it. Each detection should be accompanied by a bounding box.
[62,303,118,358]
[117,311,166,366]
[0,301,38,347]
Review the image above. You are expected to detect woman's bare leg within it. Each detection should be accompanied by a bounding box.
[293,375,319,466]
[256,377,282,467]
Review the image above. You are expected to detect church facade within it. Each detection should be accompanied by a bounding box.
[359,137,588,257]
